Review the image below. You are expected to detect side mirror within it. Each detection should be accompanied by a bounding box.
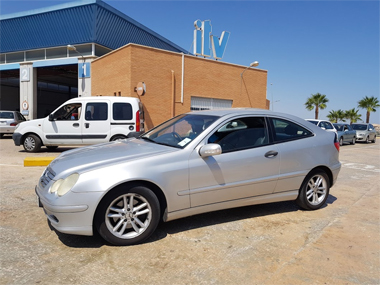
[48,114,55,121]
[199,144,222,158]
[321,127,326,130]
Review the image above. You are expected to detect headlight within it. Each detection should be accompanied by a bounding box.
[49,173,79,197]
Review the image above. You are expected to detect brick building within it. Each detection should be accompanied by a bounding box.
[92,44,269,129]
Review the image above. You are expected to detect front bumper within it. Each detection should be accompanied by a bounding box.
[12,132,22,146]
[35,185,103,236]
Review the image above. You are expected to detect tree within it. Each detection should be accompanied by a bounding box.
[358,96,380,123]
[305,93,329,120]
[327,109,346,123]
[345,108,362,124]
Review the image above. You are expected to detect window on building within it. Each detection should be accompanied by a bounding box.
[26,49,45,61]
[191,96,232,111]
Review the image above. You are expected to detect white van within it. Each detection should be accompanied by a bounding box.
[13,96,144,152]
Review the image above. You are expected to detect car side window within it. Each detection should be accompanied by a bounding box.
[53,103,82,120]
[208,117,269,153]
[270,118,313,142]
[113,103,132,120]
[85,103,108,121]
[325,122,334,130]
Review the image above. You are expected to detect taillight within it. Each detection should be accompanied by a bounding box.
[136,111,140,132]
[10,122,17,126]
[334,133,340,152]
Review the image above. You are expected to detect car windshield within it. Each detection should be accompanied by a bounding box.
[333,124,344,131]
[0,112,14,119]
[352,124,367,131]
[141,114,219,148]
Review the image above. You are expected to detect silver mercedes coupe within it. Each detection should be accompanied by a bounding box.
[36,109,341,246]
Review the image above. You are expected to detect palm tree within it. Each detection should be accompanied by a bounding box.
[305,93,329,119]
[327,109,346,123]
[358,96,380,123]
[345,108,362,124]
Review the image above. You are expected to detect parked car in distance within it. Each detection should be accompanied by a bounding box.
[12,96,144,152]
[306,119,337,133]
[36,109,341,246]
[351,123,377,143]
[0,110,26,138]
[333,123,356,146]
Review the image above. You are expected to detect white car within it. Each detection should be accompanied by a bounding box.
[13,96,144,152]
[306,119,337,133]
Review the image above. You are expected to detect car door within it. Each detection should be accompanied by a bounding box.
[43,102,82,145]
[268,117,315,193]
[345,124,355,142]
[188,116,280,207]
[81,101,111,144]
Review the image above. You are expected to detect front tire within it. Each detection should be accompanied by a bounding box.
[365,136,370,143]
[296,169,330,210]
[23,134,42,152]
[95,185,160,246]
[372,136,376,143]
[351,137,356,145]
[339,137,343,146]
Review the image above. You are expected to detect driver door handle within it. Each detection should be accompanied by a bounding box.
[265,151,278,158]
[85,123,90,128]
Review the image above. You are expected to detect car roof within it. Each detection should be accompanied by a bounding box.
[186,108,316,126]
[66,96,140,102]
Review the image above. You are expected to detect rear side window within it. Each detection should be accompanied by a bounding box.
[85,103,108,121]
[113,103,132,120]
[324,122,334,130]
[270,118,313,142]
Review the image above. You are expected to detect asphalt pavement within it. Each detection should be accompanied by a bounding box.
[0,136,379,284]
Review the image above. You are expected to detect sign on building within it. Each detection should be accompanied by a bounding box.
[193,20,230,60]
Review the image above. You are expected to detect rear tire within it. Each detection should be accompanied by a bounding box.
[296,169,330,210]
[95,185,160,246]
[111,135,127,141]
[23,134,42,153]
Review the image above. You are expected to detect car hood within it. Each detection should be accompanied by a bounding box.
[48,138,176,176]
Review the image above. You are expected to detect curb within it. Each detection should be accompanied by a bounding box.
[24,157,55,167]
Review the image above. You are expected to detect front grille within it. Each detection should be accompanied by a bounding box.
[40,167,56,188]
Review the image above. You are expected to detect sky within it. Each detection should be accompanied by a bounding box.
[1,0,379,124]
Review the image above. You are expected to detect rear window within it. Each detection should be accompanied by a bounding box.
[352,124,367,131]
[0,112,14,119]
[113,103,132,120]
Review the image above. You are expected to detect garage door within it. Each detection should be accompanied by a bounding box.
[191,96,232,111]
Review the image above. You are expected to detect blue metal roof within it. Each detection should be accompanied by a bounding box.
[0,0,187,54]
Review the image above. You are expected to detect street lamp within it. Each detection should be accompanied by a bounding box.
[67,45,86,96]
[241,61,259,78]
[240,61,259,101]
[67,44,85,60]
